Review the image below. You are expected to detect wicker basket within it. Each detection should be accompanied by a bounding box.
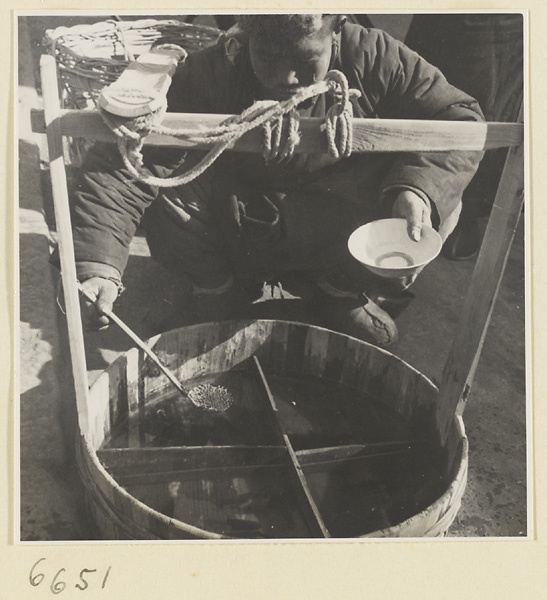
[44,18,222,110]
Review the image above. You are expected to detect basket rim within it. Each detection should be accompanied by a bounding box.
[43,18,223,69]
[44,17,222,44]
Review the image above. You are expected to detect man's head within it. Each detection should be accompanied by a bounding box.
[237,14,346,101]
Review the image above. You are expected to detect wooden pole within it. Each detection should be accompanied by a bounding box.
[40,54,91,436]
[253,356,330,538]
[78,283,190,398]
[30,108,524,153]
[436,105,525,448]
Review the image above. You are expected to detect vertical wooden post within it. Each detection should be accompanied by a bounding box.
[40,54,90,436]
[436,105,525,448]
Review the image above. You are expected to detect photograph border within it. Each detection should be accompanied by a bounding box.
[6,2,545,598]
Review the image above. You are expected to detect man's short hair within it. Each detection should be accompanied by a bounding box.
[236,14,341,44]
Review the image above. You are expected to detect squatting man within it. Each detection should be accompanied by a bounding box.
[72,14,483,345]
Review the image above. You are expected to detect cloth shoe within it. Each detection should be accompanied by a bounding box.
[311,288,398,347]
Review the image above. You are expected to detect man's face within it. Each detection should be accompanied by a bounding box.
[249,28,335,101]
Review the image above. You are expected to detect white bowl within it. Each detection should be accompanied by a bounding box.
[348,218,442,279]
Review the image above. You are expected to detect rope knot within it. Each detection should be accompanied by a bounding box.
[323,70,360,158]
[262,108,301,162]
[98,98,168,173]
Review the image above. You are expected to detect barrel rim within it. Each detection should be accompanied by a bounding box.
[144,318,440,392]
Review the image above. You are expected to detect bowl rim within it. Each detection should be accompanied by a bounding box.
[347,218,443,272]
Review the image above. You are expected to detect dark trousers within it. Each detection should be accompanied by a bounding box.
[144,154,460,293]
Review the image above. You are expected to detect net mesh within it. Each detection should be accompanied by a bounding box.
[187,384,234,412]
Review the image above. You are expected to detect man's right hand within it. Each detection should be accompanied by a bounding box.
[79,277,120,330]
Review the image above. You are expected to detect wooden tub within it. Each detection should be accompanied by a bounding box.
[77,319,468,540]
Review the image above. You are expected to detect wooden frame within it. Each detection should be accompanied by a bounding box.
[31,108,523,154]
[35,51,525,464]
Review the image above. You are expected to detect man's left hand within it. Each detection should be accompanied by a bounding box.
[391,190,432,242]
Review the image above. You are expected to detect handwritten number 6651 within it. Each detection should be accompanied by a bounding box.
[30,559,111,593]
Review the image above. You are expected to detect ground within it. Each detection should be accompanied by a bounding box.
[17,14,527,540]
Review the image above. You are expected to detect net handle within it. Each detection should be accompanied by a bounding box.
[77,282,190,398]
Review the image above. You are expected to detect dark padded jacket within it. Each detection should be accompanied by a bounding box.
[70,23,484,282]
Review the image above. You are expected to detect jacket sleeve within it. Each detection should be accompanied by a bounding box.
[355,29,485,227]
[69,41,235,281]
[70,141,186,279]
[68,39,221,281]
